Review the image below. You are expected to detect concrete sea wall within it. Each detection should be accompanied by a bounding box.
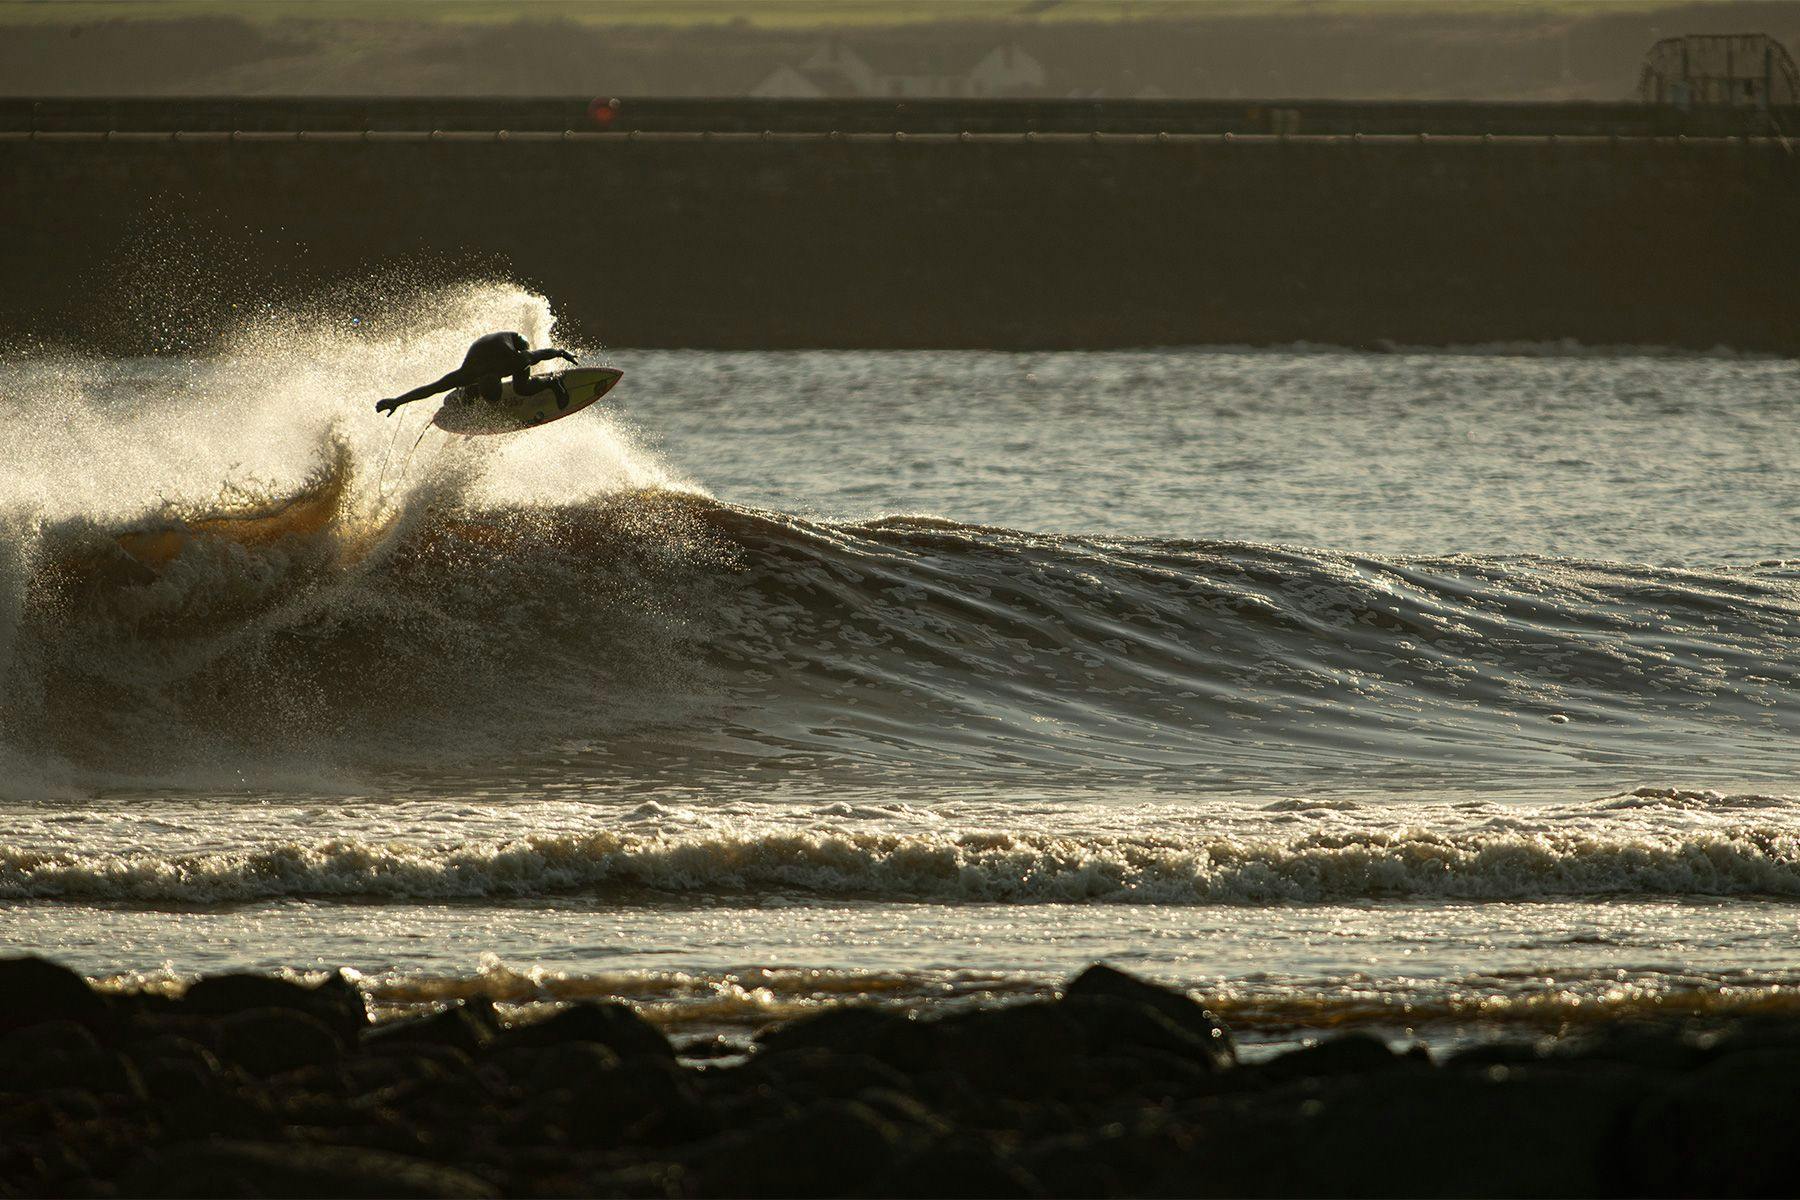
[3,122,1795,352]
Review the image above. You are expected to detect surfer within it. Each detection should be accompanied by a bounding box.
[375,332,577,416]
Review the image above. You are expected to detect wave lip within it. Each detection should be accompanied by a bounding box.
[9,820,1800,905]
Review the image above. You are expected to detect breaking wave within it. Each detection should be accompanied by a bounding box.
[3,282,1799,793]
[9,799,1800,904]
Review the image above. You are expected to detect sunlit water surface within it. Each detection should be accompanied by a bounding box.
[3,289,1796,1050]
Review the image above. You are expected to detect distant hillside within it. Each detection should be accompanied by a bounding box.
[3,1,1798,100]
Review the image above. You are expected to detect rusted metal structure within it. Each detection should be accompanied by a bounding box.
[1639,34,1800,107]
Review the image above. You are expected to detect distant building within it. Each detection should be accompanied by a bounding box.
[749,64,826,99]
[1638,34,1799,107]
[750,40,1048,99]
[966,44,1049,97]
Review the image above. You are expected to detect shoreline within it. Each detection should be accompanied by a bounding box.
[4,955,1792,1197]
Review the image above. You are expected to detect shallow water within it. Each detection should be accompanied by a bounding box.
[4,284,1797,1050]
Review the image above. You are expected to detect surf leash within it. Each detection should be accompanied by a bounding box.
[373,407,408,506]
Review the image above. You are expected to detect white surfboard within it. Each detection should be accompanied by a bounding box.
[432,366,623,436]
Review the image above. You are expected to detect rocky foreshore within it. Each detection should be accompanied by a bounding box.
[2,955,1793,1198]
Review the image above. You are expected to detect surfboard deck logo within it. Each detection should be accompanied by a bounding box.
[432,366,623,436]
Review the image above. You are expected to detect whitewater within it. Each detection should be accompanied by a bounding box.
[4,283,1798,1054]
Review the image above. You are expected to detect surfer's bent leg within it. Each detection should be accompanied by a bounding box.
[511,371,571,410]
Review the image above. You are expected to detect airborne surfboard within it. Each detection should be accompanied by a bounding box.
[432,366,623,436]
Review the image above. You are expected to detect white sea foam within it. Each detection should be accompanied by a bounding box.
[6,816,1800,905]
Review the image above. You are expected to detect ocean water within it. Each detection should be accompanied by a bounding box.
[4,284,1798,1053]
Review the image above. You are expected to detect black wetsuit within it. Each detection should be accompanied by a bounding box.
[377,332,572,414]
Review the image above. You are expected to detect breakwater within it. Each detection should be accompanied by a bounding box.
[3,117,1796,352]
[8,96,1798,137]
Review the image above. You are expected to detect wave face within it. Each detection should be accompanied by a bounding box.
[7,476,1800,788]
[698,506,1800,780]
[3,283,1798,792]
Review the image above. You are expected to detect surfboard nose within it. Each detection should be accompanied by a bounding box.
[594,366,624,397]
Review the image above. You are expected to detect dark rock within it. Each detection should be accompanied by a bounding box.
[500,1000,673,1061]
[1548,1021,1710,1073]
[365,1002,495,1057]
[694,1097,906,1198]
[485,1040,620,1095]
[756,1004,915,1060]
[747,1048,915,1101]
[854,1087,951,1137]
[125,1032,222,1072]
[567,1055,714,1147]
[364,1040,478,1075]
[1021,1127,1136,1199]
[181,970,367,1041]
[1160,1067,1646,1198]
[927,1002,1088,1095]
[872,1132,1042,1198]
[121,1140,497,1198]
[1063,965,1234,1065]
[1,1016,104,1062]
[1254,1033,1405,1084]
[138,1051,279,1140]
[1445,1038,1552,1070]
[1060,993,1228,1070]
[219,1006,342,1077]
[1624,1046,1800,1196]
[583,1161,691,1198]
[1,1019,143,1098]
[0,956,110,1038]
[1065,1050,1216,1104]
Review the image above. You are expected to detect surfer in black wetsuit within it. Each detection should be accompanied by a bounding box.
[374,332,577,416]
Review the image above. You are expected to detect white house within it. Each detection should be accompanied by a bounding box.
[799,41,882,95]
[749,64,825,98]
[750,41,1049,99]
[967,45,1048,96]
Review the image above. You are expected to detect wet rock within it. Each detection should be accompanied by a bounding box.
[0,956,110,1037]
[854,1087,951,1138]
[1063,965,1235,1065]
[142,1054,280,1140]
[1176,1068,1645,1198]
[1060,993,1229,1070]
[500,1000,673,1061]
[755,1004,915,1060]
[1254,1033,1406,1084]
[746,1047,915,1101]
[1547,1020,1711,1073]
[567,1055,714,1147]
[486,1040,621,1095]
[1021,1127,1137,1199]
[928,1002,1088,1095]
[1624,1046,1800,1197]
[1067,1050,1215,1105]
[874,1132,1042,1199]
[122,1139,497,1199]
[1444,1038,1551,1070]
[694,1098,906,1198]
[582,1160,691,1198]
[181,970,367,1042]
[2,1020,144,1099]
[366,1002,496,1057]
[219,1006,342,1077]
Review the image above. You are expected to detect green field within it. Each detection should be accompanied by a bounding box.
[0,0,1736,28]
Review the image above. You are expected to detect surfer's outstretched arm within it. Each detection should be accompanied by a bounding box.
[528,348,578,366]
[375,369,475,416]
